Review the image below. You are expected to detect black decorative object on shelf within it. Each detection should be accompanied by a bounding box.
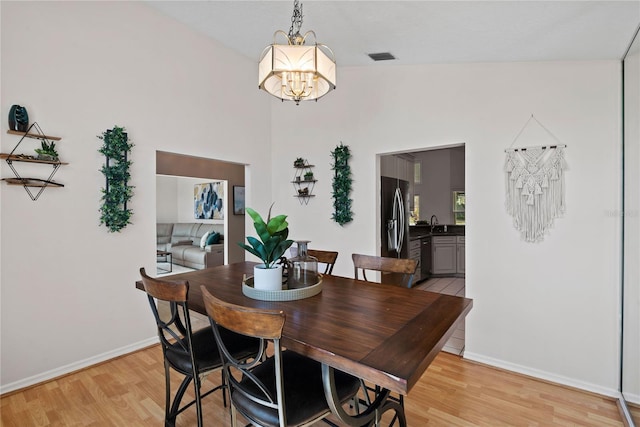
[8,105,29,132]
[98,126,134,233]
[331,142,353,226]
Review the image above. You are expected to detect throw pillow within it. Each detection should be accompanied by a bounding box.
[206,232,220,245]
[200,231,211,249]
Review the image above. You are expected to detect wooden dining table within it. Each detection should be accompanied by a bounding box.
[136,261,472,426]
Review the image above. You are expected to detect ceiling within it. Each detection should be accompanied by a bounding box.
[146,1,640,67]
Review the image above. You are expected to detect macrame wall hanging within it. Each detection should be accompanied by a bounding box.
[504,115,568,242]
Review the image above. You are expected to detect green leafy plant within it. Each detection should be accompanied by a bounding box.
[294,157,305,167]
[331,143,353,226]
[98,126,134,232]
[239,204,294,268]
[304,171,314,180]
[34,140,58,160]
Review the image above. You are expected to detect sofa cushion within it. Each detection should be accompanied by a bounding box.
[206,232,220,245]
[156,223,174,251]
[171,223,199,244]
[200,231,211,249]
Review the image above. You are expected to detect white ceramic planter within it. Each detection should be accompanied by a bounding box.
[253,263,283,291]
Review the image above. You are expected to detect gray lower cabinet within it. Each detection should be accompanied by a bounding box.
[409,239,422,283]
[431,235,465,276]
[456,236,465,275]
[432,236,457,275]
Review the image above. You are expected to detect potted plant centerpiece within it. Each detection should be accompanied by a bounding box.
[239,205,294,290]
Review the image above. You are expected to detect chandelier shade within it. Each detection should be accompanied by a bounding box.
[258,1,336,105]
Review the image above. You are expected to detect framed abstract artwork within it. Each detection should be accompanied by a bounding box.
[233,186,245,215]
[194,182,224,219]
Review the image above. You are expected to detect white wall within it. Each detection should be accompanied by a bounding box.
[413,147,465,224]
[0,1,624,401]
[0,1,272,392]
[270,61,622,396]
[156,175,178,222]
[156,176,228,224]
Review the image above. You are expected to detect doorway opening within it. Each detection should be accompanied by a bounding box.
[155,151,246,269]
[378,143,466,355]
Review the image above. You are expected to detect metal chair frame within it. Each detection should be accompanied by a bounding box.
[140,268,225,426]
[201,287,361,427]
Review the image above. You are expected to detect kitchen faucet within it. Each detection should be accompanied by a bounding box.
[430,215,438,228]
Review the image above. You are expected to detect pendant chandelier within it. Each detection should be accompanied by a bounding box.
[258,0,336,105]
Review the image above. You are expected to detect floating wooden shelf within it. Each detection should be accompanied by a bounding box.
[7,129,61,141]
[0,153,68,165]
[2,178,64,188]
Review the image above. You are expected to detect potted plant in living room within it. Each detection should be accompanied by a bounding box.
[239,205,294,290]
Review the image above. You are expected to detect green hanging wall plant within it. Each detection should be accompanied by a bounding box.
[331,143,353,226]
[98,126,134,232]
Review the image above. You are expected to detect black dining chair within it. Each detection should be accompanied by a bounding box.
[139,268,259,427]
[307,249,339,275]
[201,286,361,427]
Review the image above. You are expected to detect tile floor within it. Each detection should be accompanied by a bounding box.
[415,276,466,355]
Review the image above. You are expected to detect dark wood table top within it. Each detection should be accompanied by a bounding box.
[136,262,472,395]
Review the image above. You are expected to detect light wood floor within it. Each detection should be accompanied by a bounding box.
[1,345,623,426]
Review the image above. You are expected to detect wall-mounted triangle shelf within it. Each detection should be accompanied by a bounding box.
[2,122,66,201]
[291,160,316,205]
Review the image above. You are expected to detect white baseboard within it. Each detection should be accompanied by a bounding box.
[0,336,158,395]
[464,351,619,399]
[622,390,640,405]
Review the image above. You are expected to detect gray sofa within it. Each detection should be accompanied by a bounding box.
[157,223,224,270]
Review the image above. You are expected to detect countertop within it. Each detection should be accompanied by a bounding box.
[409,225,465,240]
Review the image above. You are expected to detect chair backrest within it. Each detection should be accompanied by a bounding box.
[201,287,288,426]
[352,253,418,288]
[139,268,196,358]
[307,249,338,275]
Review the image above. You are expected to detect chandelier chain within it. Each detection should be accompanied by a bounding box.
[288,0,304,42]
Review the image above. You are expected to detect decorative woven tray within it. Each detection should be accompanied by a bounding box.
[242,274,323,301]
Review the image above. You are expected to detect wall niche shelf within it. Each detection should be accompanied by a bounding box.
[2,122,66,201]
[291,160,316,205]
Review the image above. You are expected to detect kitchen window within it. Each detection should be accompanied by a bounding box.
[453,191,465,225]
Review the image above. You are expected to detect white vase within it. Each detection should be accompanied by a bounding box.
[253,263,282,291]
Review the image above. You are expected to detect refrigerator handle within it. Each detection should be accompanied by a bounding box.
[396,188,405,255]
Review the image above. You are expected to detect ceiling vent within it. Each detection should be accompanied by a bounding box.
[368,52,396,61]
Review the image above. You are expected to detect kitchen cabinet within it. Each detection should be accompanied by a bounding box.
[432,236,457,275]
[421,236,431,279]
[431,235,465,276]
[456,236,465,275]
[409,239,422,283]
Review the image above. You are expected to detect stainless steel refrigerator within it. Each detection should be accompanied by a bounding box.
[380,176,410,279]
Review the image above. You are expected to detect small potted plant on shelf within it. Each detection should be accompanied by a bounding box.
[238,204,294,290]
[304,171,314,181]
[294,157,305,168]
[34,140,58,161]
